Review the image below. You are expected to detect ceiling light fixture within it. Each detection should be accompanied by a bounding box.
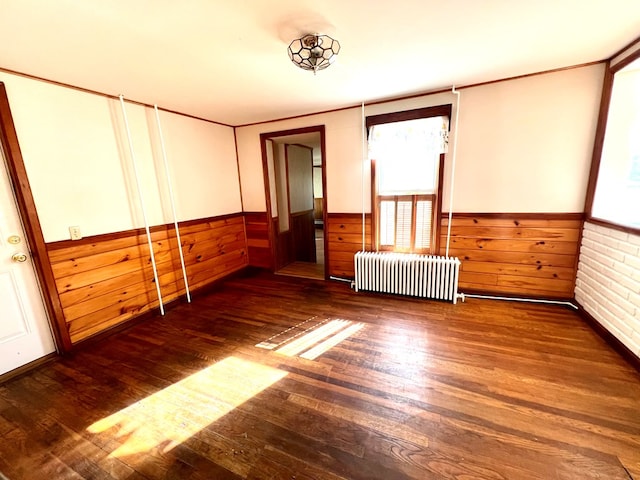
[287,34,340,74]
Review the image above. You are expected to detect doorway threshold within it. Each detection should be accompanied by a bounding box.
[276,261,324,280]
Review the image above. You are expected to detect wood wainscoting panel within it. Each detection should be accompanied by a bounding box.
[244,211,273,269]
[47,214,248,344]
[326,213,372,278]
[440,213,583,299]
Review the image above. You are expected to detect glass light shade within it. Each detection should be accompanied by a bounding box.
[288,34,340,73]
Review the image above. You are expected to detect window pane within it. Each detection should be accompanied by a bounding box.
[395,200,412,249]
[370,117,445,195]
[379,200,395,246]
[415,199,433,249]
[592,60,640,228]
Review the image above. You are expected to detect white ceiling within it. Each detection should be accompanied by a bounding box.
[1,1,639,126]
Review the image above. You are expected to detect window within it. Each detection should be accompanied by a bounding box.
[368,105,451,253]
[378,194,434,251]
[589,57,640,231]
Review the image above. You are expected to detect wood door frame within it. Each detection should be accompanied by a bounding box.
[259,125,328,279]
[0,83,71,352]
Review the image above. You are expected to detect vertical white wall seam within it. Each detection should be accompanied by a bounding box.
[361,101,366,251]
[153,105,191,303]
[119,95,165,315]
[445,86,461,258]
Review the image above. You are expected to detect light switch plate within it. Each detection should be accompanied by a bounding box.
[69,226,82,240]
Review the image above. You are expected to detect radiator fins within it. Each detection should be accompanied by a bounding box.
[354,251,461,304]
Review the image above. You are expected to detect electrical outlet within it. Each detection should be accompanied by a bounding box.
[69,226,82,240]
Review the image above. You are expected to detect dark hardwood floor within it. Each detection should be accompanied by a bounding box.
[1,270,639,479]
[276,261,324,280]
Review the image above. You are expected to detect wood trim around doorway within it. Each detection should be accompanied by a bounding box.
[259,125,328,279]
[0,82,71,352]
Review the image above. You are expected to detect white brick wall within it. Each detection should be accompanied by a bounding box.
[575,222,640,358]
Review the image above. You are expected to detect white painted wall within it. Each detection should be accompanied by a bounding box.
[236,64,604,215]
[0,71,240,242]
[575,223,640,358]
[2,73,133,241]
[110,98,164,230]
[453,65,603,212]
[236,107,367,213]
[151,108,241,222]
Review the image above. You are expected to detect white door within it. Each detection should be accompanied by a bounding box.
[0,143,55,376]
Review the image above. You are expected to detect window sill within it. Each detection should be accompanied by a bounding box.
[586,216,640,237]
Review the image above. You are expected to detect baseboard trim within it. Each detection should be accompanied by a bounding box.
[460,288,575,305]
[0,352,58,385]
[575,302,640,373]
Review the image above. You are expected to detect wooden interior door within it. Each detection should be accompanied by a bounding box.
[0,144,55,375]
[270,141,294,269]
[286,144,316,262]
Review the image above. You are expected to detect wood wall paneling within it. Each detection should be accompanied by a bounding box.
[43,204,566,343]
[244,212,273,269]
[326,213,372,278]
[440,214,582,299]
[47,214,248,344]
[326,212,580,298]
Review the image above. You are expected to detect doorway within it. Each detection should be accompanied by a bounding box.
[260,126,327,280]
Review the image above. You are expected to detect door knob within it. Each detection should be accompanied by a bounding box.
[11,253,28,263]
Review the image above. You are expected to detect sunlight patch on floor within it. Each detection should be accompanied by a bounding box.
[255,315,322,350]
[256,318,365,360]
[87,318,364,459]
[299,322,364,360]
[86,356,286,458]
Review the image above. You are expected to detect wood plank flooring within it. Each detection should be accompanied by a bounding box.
[276,261,324,280]
[275,228,325,280]
[1,270,639,479]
